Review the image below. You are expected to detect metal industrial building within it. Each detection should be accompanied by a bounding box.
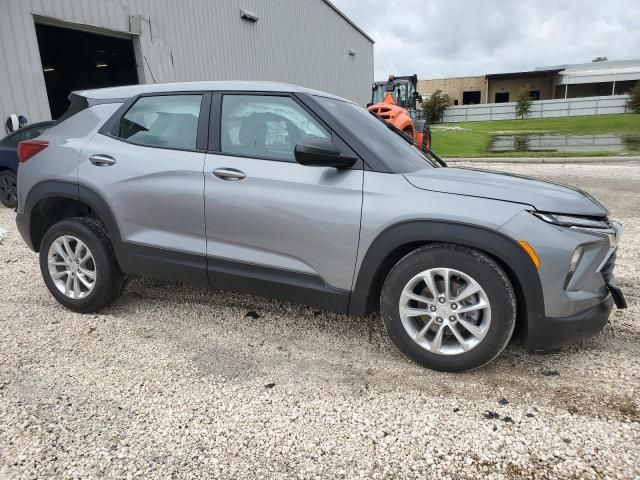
[418,59,640,106]
[0,0,374,124]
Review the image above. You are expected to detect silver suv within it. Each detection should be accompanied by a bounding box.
[15,82,626,372]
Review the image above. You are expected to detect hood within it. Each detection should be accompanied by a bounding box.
[404,167,607,217]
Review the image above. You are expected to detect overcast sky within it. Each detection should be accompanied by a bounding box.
[331,0,640,80]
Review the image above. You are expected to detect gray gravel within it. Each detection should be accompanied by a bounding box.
[1,162,639,479]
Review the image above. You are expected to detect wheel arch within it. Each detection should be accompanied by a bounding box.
[348,220,545,339]
[23,180,122,253]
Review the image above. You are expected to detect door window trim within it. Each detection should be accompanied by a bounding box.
[208,91,360,167]
[98,91,212,153]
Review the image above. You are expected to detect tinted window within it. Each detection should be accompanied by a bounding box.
[117,95,202,150]
[221,95,329,161]
[314,96,435,173]
[6,125,51,145]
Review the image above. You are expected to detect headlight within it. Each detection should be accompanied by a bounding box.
[564,246,584,288]
[532,212,610,229]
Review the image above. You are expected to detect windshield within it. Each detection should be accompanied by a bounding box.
[315,96,436,172]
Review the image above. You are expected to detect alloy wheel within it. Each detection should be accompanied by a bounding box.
[399,267,491,355]
[47,235,97,299]
[0,173,17,206]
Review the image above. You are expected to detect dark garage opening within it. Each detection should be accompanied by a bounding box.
[462,91,481,105]
[35,23,138,119]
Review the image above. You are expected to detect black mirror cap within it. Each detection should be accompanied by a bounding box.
[294,138,356,169]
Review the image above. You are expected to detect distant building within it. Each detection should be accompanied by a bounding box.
[418,59,640,106]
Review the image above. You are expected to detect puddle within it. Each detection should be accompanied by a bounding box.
[488,134,640,153]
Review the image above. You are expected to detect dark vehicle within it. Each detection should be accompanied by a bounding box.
[0,121,55,208]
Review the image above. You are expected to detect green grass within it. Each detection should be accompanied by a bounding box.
[432,114,640,157]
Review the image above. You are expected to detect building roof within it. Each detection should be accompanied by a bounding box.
[557,66,640,85]
[321,0,375,44]
[485,69,562,80]
[536,59,640,71]
[75,81,352,101]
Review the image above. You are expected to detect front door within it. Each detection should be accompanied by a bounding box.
[204,93,363,310]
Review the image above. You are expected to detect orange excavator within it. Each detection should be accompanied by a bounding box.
[367,74,432,153]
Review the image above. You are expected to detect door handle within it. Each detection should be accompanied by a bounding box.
[213,168,246,181]
[89,154,116,166]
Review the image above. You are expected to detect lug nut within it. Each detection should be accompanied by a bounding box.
[430,305,437,312]
[449,316,456,322]
[436,317,443,324]
[451,304,458,310]
[438,296,446,303]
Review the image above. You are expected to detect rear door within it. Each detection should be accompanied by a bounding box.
[79,92,210,282]
[203,93,363,310]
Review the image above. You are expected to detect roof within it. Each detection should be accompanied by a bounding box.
[558,66,640,85]
[486,69,562,80]
[321,0,375,44]
[75,81,351,101]
[536,59,640,71]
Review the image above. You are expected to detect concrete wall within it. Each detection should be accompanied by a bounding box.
[418,76,486,105]
[0,0,373,123]
[442,95,630,123]
[487,76,556,103]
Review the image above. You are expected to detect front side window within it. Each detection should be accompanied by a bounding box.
[314,95,435,173]
[116,95,202,150]
[220,95,330,161]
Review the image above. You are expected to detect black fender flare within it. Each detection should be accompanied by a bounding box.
[22,180,124,253]
[347,220,545,335]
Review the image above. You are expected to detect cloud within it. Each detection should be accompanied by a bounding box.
[331,0,640,80]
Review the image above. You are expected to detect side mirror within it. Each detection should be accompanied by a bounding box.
[294,138,356,169]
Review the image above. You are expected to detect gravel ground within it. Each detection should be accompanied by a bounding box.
[1,162,639,479]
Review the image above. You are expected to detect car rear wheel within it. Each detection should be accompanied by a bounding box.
[380,244,516,372]
[39,217,126,313]
[0,170,17,208]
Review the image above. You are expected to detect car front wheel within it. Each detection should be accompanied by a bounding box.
[0,170,17,208]
[380,244,516,372]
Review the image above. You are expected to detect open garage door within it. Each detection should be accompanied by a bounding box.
[35,23,139,119]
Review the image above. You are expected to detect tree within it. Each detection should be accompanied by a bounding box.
[592,56,608,62]
[421,90,450,124]
[515,84,533,119]
[627,81,640,113]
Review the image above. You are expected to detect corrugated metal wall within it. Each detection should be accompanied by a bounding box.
[0,0,373,123]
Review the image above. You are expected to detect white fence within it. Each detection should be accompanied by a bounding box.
[441,95,630,123]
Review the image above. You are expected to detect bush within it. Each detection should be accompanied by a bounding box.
[421,90,449,124]
[627,81,640,114]
[515,84,533,119]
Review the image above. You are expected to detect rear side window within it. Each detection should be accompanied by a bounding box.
[220,95,329,161]
[116,95,203,150]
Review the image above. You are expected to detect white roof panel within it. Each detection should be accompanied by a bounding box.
[557,67,640,85]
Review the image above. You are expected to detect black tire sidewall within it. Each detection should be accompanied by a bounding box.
[39,219,116,313]
[0,170,17,208]
[381,246,516,372]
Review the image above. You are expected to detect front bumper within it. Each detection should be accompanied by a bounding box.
[525,294,614,350]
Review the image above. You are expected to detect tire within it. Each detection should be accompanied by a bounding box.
[39,217,126,313]
[380,244,516,372]
[0,170,17,209]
